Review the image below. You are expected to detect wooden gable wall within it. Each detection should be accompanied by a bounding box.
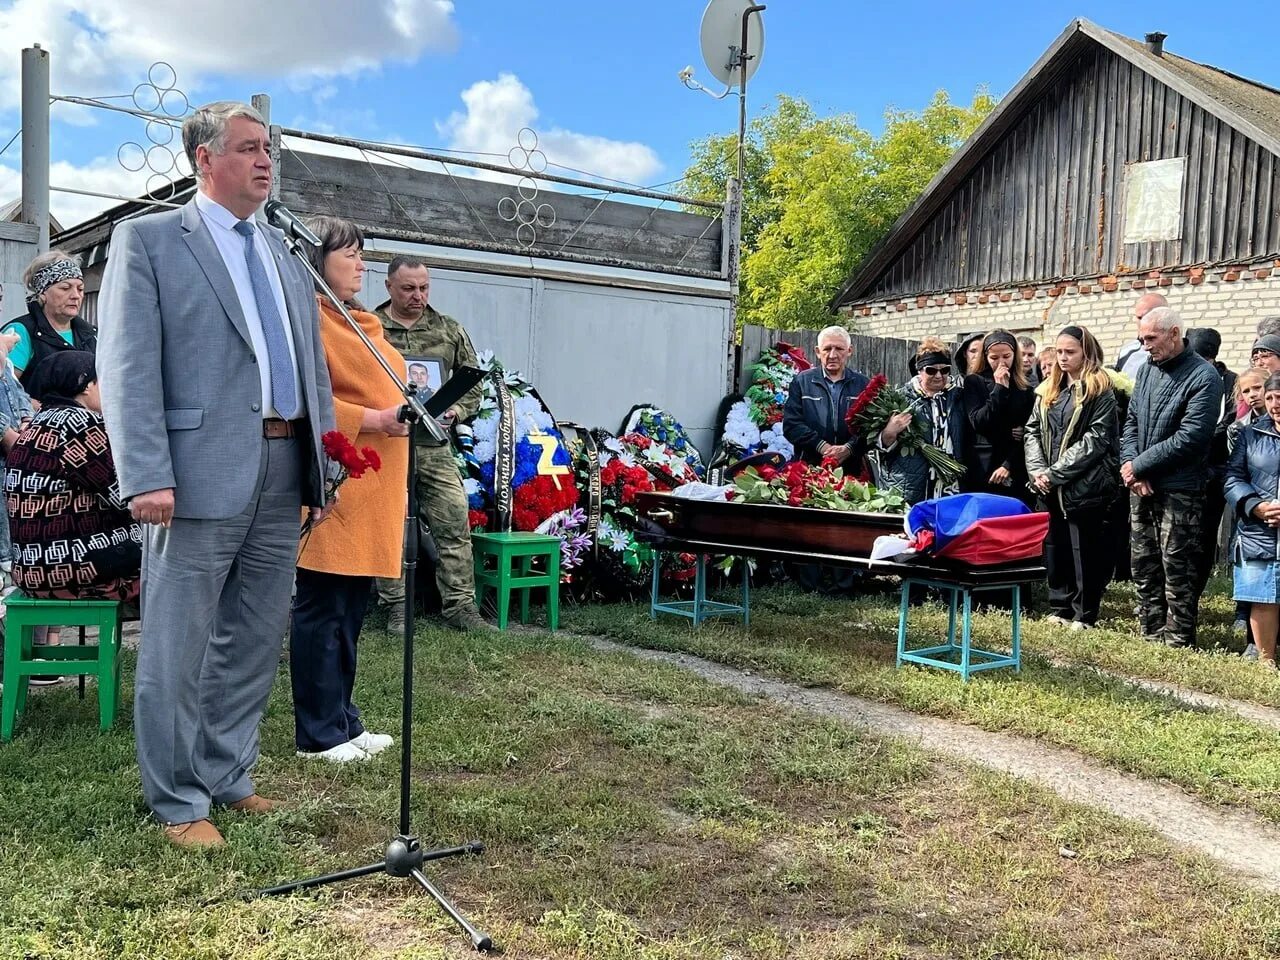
[863,43,1280,300]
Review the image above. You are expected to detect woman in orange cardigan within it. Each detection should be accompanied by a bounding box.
[291,216,409,763]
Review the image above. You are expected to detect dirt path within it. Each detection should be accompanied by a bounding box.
[1049,658,1280,732]
[585,636,1280,893]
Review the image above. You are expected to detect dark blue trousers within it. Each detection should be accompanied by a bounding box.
[290,568,371,752]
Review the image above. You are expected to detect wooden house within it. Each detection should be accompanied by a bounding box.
[831,18,1280,371]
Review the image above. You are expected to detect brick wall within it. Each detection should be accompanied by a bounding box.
[841,262,1280,373]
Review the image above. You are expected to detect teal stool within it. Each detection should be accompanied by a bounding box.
[1,595,123,741]
[895,577,1021,681]
[473,532,561,630]
[650,552,749,626]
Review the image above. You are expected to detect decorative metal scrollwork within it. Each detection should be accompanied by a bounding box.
[497,128,555,249]
[116,62,192,203]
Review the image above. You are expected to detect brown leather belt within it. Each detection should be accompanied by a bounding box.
[263,417,303,439]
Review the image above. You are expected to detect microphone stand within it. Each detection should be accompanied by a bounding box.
[258,235,493,953]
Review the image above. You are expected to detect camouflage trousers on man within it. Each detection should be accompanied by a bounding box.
[1130,489,1206,648]
[376,444,475,623]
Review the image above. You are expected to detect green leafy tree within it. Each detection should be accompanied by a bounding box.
[683,89,996,330]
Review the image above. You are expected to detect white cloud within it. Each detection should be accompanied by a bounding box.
[0,154,182,228]
[0,0,458,112]
[437,73,662,186]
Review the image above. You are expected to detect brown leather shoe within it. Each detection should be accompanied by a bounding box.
[163,819,225,848]
[226,794,280,814]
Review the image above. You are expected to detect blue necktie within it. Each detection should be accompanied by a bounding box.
[233,220,300,419]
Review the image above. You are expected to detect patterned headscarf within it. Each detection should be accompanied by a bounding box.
[30,259,82,296]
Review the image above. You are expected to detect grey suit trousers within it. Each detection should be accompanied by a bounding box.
[134,435,302,823]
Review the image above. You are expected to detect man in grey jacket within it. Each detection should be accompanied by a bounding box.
[1121,306,1223,647]
[97,102,336,847]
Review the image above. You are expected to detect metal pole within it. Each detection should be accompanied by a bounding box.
[736,5,766,185]
[250,92,270,124]
[723,176,742,393]
[251,93,281,200]
[21,44,51,252]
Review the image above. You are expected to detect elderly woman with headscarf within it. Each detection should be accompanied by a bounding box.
[961,328,1036,503]
[5,351,141,603]
[2,250,96,394]
[875,336,968,504]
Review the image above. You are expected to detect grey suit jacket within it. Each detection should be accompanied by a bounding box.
[97,197,336,520]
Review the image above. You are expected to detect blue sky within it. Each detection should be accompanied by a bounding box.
[1,1,1277,226]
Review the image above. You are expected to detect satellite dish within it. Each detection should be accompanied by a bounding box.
[699,0,765,88]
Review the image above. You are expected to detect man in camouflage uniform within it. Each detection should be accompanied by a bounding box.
[1121,306,1223,648]
[374,256,493,632]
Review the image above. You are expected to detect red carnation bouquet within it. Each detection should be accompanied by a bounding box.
[601,457,656,512]
[845,375,964,485]
[730,461,906,513]
[324,430,382,480]
[303,430,382,535]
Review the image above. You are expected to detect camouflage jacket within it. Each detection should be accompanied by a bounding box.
[375,303,483,439]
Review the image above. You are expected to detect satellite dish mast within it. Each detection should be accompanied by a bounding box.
[680,0,766,183]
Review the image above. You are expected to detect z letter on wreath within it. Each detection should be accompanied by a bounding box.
[530,430,572,490]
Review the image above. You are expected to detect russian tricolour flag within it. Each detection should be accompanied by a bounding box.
[872,493,1048,565]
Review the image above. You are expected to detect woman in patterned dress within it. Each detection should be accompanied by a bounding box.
[5,351,141,602]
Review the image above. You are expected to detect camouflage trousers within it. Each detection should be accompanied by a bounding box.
[1130,489,1206,647]
[376,444,475,619]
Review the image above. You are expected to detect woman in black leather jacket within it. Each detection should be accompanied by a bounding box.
[1224,372,1280,670]
[1024,325,1121,628]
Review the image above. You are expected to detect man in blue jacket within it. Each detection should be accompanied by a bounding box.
[783,325,870,468]
[781,325,870,594]
[1121,306,1224,648]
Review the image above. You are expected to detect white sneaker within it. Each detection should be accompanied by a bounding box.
[296,740,370,763]
[350,730,394,755]
[1045,615,1070,626]
[1069,621,1093,631]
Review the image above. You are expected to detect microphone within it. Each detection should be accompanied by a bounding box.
[264,199,321,247]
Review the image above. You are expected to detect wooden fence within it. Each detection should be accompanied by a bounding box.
[736,325,918,392]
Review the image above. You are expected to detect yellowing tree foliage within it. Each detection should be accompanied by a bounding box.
[682,90,996,330]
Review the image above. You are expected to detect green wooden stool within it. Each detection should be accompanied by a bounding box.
[1,595,123,741]
[473,532,561,630]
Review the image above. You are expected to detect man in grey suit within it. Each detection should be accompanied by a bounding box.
[97,101,336,848]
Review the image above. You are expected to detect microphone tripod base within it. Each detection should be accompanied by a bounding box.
[259,836,492,951]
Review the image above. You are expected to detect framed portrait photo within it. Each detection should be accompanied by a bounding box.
[403,356,446,400]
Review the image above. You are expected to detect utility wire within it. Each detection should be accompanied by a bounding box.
[0,128,21,159]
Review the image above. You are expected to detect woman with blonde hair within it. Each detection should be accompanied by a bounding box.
[1024,325,1121,628]
[875,336,967,504]
[1229,367,1267,455]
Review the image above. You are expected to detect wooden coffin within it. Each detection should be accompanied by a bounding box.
[634,491,905,559]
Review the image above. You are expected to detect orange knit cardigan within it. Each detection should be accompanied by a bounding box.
[297,298,408,579]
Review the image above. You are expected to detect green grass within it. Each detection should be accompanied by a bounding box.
[1022,576,1280,708]
[564,582,1280,824]
[2,618,1279,957]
